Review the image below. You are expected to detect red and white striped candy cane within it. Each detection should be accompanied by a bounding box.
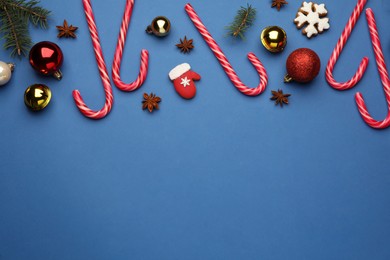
[355,8,390,129]
[112,0,149,92]
[326,0,369,90]
[72,0,114,119]
[185,3,268,96]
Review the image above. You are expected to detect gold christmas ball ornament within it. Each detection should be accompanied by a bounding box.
[24,84,52,111]
[146,16,171,37]
[261,26,287,53]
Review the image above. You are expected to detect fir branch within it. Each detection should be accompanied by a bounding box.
[8,0,50,28]
[225,4,256,39]
[1,5,31,56]
[0,0,50,57]
[2,6,20,54]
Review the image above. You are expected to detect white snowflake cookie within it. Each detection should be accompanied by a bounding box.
[294,2,330,38]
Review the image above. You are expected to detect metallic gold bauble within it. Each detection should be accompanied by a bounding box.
[146,16,171,37]
[261,26,287,53]
[24,84,52,111]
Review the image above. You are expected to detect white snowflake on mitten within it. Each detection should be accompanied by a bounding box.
[294,2,330,38]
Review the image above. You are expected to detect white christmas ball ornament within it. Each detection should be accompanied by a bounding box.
[0,61,14,86]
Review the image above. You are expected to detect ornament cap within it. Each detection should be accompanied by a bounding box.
[8,63,15,72]
[53,70,63,80]
[284,74,293,83]
[145,25,153,34]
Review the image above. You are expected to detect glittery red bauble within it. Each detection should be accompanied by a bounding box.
[29,41,63,80]
[285,48,320,83]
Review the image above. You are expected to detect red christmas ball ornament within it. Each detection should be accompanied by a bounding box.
[29,41,64,80]
[284,48,320,83]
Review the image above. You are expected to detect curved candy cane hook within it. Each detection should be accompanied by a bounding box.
[72,0,113,119]
[185,3,268,96]
[355,8,390,129]
[112,0,149,92]
[326,0,369,90]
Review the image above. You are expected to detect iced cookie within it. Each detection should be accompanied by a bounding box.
[294,1,330,38]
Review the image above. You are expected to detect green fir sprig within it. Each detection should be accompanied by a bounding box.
[0,0,50,57]
[225,4,256,39]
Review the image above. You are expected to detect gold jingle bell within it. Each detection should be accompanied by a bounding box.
[146,16,171,37]
[261,26,287,53]
[24,84,52,111]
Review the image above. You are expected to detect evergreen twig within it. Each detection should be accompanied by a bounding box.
[0,0,50,57]
[225,4,256,39]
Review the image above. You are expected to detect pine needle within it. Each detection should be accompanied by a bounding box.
[0,0,50,57]
[225,4,256,39]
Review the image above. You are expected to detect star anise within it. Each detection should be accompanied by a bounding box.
[176,36,194,53]
[270,89,291,107]
[271,0,288,11]
[142,93,161,113]
[56,20,78,38]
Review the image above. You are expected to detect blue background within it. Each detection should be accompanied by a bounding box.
[1,0,390,259]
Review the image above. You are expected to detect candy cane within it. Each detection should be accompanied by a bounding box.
[112,0,149,92]
[185,3,268,96]
[72,0,113,119]
[355,8,390,129]
[326,0,369,90]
